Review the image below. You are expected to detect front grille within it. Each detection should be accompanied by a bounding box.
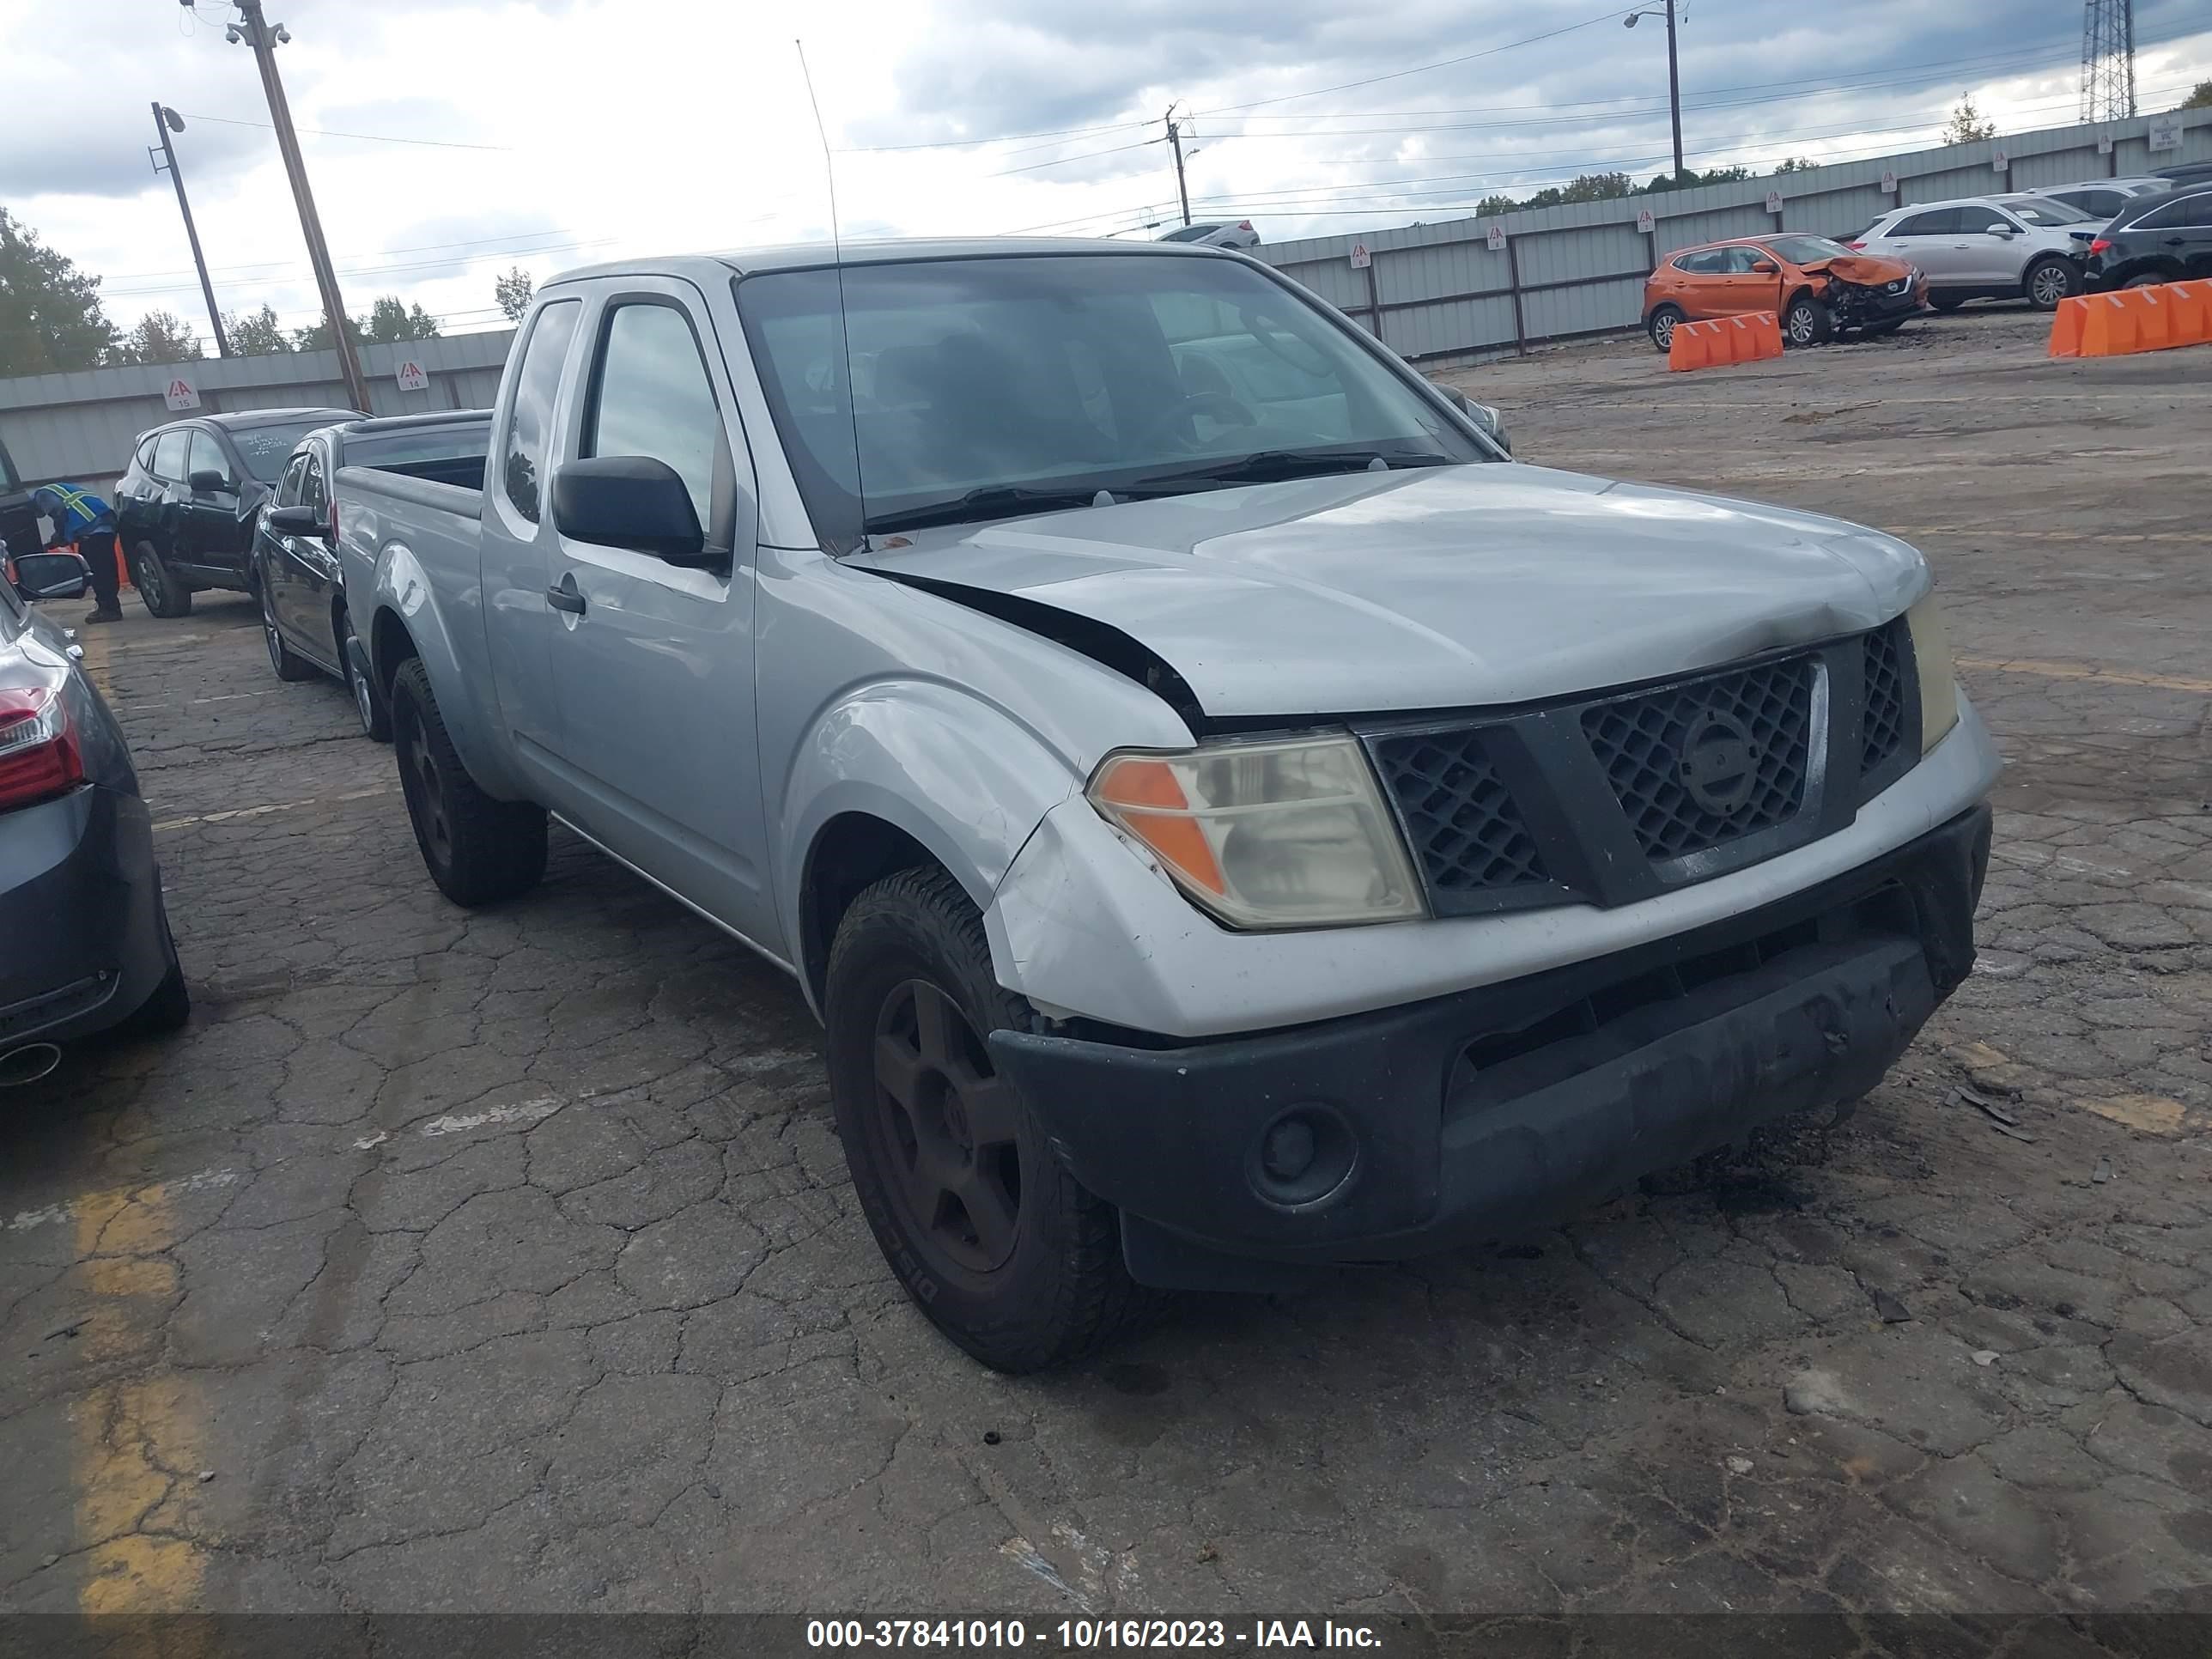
[1861,619,1907,773]
[1579,656,1817,863]
[1372,729,1548,898]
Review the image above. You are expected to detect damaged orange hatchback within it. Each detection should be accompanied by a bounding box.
[1643,234,1928,352]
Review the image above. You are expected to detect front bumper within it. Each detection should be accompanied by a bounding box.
[0,784,173,1048]
[991,803,1990,1288]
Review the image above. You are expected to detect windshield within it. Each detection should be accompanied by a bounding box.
[230,420,345,482]
[736,253,1485,544]
[1999,197,2094,227]
[1765,235,1856,264]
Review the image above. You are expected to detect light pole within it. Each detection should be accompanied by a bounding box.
[1625,0,1685,183]
[148,105,228,356]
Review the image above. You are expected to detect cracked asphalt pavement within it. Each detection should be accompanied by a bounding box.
[3,306,2209,1628]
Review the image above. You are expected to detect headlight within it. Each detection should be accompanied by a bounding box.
[1088,736,1425,929]
[1907,590,1959,754]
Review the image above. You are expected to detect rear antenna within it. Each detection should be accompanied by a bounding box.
[796,38,867,556]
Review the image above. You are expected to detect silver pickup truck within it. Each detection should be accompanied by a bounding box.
[336,239,1999,1372]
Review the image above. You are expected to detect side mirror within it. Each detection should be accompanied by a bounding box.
[551,456,715,568]
[1443,389,1513,455]
[11,551,90,600]
[1748,258,1779,273]
[189,467,231,495]
[264,504,328,539]
[1983,223,2014,237]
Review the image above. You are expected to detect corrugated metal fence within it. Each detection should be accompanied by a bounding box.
[1257,110,2212,365]
[0,331,514,495]
[5,109,2209,488]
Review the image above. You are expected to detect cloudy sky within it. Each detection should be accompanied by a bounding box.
[4,0,2208,349]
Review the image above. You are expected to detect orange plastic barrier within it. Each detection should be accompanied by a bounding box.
[2059,279,2212,358]
[1668,312,1784,371]
[2048,295,2087,357]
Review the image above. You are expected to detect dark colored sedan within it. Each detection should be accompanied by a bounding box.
[112,406,361,619]
[2086,183,2212,289]
[252,410,490,740]
[0,576,187,1085]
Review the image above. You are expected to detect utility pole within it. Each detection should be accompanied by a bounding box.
[2079,0,2138,122]
[1625,1,1685,182]
[1165,106,1193,228]
[148,104,228,356]
[1663,0,1684,183]
[228,0,371,411]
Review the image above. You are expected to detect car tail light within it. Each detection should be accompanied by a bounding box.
[1846,240,1867,251]
[0,686,85,812]
[2088,237,2112,255]
[1237,221,1253,232]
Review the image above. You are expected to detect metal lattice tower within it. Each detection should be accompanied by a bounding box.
[2080,0,2137,123]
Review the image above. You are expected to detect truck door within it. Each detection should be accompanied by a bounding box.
[182,428,245,581]
[479,297,586,769]
[539,279,777,950]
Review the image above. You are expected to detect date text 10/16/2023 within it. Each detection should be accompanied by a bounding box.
[805,1619,1388,1650]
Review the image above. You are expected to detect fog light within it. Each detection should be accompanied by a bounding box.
[1261,1117,1317,1182]
[1247,1105,1358,1211]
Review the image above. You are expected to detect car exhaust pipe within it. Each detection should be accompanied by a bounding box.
[0,1042,64,1087]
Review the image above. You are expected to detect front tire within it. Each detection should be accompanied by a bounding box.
[1646,304,1686,353]
[2024,257,2080,310]
[389,658,547,907]
[1929,293,1967,313]
[824,866,1153,1373]
[1783,295,1831,348]
[130,540,191,618]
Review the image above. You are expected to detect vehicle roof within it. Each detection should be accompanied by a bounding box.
[206,407,364,429]
[544,237,1232,288]
[2033,177,2171,191]
[1881,194,2069,213]
[331,410,492,438]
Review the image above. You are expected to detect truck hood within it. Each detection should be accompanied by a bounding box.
[851,464,1928,718]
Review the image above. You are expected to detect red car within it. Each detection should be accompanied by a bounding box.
[1643,234,1928,352]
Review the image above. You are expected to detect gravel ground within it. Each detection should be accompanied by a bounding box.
[3,299,2209,1642]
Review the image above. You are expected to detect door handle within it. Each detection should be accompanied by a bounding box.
[546,579,586,616]
[2165,238,2187,247]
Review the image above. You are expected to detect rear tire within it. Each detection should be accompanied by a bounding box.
[824,866,1156,1373]
[2023,256,2079,311]
[130,540,191,618]
[340,611,391,741]
[260,580,315,682]
[1646,304,1686,353]
[389,658,547,907]
[1783,295,1831,348]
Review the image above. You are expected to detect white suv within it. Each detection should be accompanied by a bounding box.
[1850,194,2099,311]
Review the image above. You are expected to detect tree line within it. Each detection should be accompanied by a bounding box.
[0,208,481,379]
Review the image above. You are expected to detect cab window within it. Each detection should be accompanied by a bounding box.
[583,301,729,535]
[501,300,583,525]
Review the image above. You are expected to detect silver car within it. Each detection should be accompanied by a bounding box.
[1852,193,2099,310]
[1157,220,1261,248]
[2029,177,2172,221]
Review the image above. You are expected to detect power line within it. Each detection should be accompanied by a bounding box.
[1202,4,1640,114]
[175,110,513,151]
[836,117,1156,154]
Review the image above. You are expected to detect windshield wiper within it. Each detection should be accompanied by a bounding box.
[864,485,1118,537]
[1128,448,1458,492]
